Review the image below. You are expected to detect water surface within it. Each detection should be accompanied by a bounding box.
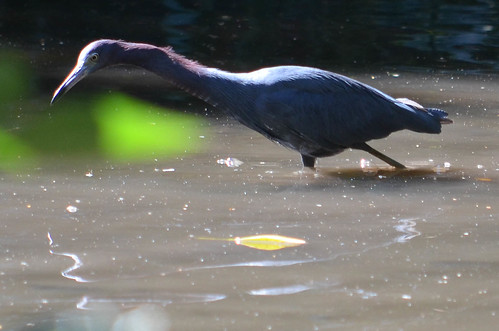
[0,73,498,330]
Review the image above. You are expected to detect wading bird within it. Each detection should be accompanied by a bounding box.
[52,40,452,169]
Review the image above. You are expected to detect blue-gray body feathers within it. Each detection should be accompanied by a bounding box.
[52,40,451,168]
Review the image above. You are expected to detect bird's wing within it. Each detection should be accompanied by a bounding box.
[251,74,410,153]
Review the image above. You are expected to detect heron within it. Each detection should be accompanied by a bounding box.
[51,40,452,169]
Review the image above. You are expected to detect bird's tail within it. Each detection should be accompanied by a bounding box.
[396,98,452,133]
[426,108,453,124]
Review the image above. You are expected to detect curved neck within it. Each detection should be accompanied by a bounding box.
[115,42,245,107]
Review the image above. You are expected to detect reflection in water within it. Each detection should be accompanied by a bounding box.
[394,218,422,243]
[182,259,312,272]
[76,293,225,310]
[247,284,313,296]
[56,303,171,331]
[47,232,91,283]
[320,164,455,179]
[111,304,171,331]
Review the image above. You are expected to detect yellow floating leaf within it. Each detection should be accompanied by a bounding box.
[197,234,307,250]
[234,234,306,251]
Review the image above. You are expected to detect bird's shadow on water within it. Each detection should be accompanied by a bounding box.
[266,165,487,192]
[320,166,456,180]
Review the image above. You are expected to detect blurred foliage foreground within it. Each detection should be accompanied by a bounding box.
[0,51,204,172]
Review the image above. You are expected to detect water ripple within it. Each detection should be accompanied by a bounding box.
[182,259,312,273]
[47,232,91,283]
[247,284,312,296]
[76,293,226,310]
[394,218,421,243]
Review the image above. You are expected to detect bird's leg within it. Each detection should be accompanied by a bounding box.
[353,143,406,169]
[301,155,316,169]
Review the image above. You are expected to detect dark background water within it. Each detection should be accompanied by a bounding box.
[2,0,499,73]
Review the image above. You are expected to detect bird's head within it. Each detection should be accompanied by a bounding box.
[51,40,119,104]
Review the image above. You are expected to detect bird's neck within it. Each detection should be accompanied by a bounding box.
[117,43,246,108]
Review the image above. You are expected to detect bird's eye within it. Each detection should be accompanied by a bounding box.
[89,53,99,62]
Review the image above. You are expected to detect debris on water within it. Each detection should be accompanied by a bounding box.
[217,157,243,168]
[66,205,78,213]
[435,161,451,173]
[234,234,307,250]
[198,234,306,250]
[154,168,175,173]
[360,158,370,169]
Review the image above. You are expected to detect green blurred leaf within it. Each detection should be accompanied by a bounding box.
[93,94,202,160]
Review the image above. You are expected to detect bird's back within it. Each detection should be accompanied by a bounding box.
[222,66,447,157]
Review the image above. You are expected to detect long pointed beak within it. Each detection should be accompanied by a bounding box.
[51,63,90,105]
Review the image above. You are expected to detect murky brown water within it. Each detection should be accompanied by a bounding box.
[1,73,498,330]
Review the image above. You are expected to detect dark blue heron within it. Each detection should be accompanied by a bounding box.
[51,40,452,169]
